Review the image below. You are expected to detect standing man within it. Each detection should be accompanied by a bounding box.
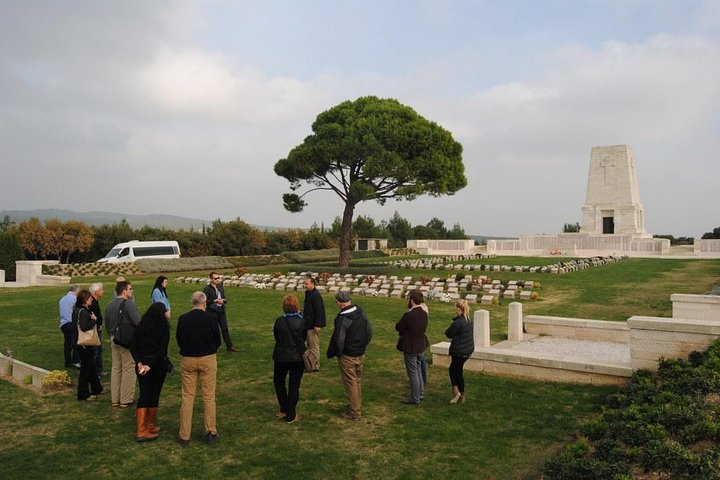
[203,272,237,352]
[176,291,221,447]
[327,291,372,421]
[88,283,106,377]
[105,280,141,408]
[59,285,80,368]
[302,276,326,372]
[395,290,428,405]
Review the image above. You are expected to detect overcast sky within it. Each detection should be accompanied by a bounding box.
[1,0,718,237]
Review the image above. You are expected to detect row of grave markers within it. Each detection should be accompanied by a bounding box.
[176,272,539,304]
[384,255,627,274]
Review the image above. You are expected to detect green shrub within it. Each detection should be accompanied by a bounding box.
[281,248,340,264]
[226,255,289,267]
[350,250,388,259]
[545,337,720,480]
[0,231,25,281]
[282,264,398,276]
[136,256,233,273]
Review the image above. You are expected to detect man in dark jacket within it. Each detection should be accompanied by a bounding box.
[395,289,428,405]
[203,272,237,352]
[303,276,326,372]
[176,291,222,447]
[327,291,372,421]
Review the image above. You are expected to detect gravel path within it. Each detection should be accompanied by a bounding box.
[507,336,631,364]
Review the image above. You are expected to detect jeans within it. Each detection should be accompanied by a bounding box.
[449,355,469,393]
[93,330,104,373]
[136,359,168,408]
[274,360,304,422]
[61,323,79,366]
[404,353,425,403]
[77,346,102,400]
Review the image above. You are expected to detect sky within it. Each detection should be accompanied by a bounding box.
[1,0,718,237]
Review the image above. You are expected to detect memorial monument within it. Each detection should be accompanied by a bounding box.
[580,145,649,237]
[487,144,669,256]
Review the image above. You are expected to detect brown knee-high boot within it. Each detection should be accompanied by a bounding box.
[136,408,159,442]
[147,407,160,434]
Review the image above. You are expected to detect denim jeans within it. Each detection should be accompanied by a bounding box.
[404,353,425,403]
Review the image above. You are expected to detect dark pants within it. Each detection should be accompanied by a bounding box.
[77,346,102,400]
[93,330,104,374]
[449,355,469,393]
[216,311,234,349]
[273,361,304,422]
[135,360,168,408]
[61,323,79,366]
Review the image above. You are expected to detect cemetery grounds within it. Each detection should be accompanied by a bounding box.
[0,257,717,479]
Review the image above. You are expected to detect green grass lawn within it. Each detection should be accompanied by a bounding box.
[0,258,717,479]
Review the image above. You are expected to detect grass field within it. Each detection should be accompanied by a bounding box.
[0,257,717,479]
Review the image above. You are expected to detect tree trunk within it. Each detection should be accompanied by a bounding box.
[338,201,356,267]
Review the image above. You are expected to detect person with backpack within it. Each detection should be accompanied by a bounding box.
[105,280,141,408]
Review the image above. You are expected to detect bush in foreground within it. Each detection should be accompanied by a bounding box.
[543,339,720,479]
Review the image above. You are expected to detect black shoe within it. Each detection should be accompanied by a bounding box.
[205,432,219,444]
[177,437,190,448]
[402,400,420,405]
[227,346,239,352]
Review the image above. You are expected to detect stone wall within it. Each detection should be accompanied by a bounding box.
[406,239,475,255]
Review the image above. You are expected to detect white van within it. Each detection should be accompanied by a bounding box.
[97,240,181,263]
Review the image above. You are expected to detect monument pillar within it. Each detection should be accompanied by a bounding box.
[580,145,648,237]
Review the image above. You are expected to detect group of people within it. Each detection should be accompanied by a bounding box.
[59,272,236,445]
[59,271,475,446]
[271,279,476,425]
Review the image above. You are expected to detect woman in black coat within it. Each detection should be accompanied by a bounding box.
[445,299,474,404]
[130,302,170,442]
[73,290,103,401]
[273,294,306,424]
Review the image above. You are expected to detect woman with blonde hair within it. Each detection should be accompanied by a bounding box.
[445,299,474,403]
[272,294,306,423]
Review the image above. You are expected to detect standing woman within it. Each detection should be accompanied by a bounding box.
[151,275,172,318]
[445,299,474,404]
[130,302,170,442]
[73,290,103,401]
[272,294,306,424]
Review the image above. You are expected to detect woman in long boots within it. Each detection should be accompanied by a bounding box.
[130,302,171,442]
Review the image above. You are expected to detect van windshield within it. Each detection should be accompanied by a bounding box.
[103,248,121,259]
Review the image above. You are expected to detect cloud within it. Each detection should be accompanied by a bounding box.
[0,2,718,238]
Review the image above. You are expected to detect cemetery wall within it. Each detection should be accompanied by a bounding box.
[695,239,720,255]
[487,234,669,256]
[406,239,475,255]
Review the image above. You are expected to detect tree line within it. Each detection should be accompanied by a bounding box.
[0,213,468,278]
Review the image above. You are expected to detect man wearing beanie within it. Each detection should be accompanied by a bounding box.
[326,291,372,421]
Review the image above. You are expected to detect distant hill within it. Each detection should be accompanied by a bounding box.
[1,209,211,231]
[1,209,297,232]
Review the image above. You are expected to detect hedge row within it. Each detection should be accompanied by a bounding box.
[43,262,141,277]
[136,256,233,273]
[281,264,399,276]
[281,248,340,264]
[544,338,720,479]
[225,255,290,267]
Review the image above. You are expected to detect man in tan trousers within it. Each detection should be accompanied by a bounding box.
[105,280,140,407]
[176,291,221,447]
[326,291,372,421]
